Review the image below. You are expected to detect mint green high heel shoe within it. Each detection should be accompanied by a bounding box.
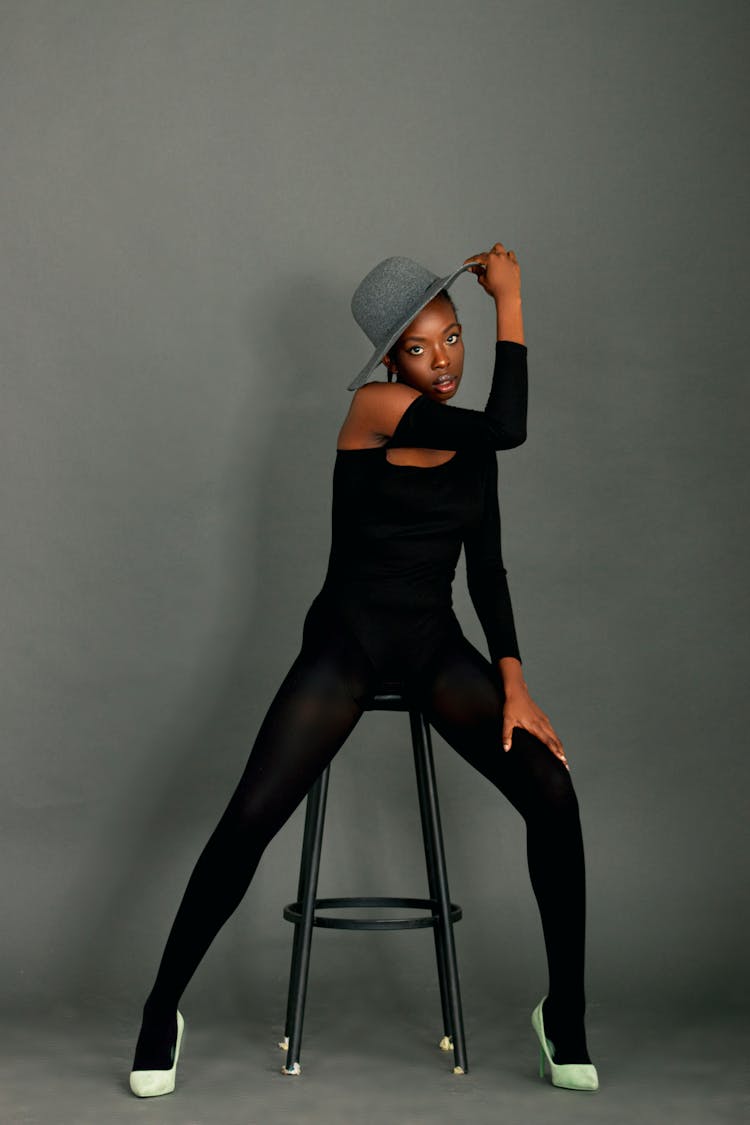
[531,997,598,1091]
[129,1009,185,1097]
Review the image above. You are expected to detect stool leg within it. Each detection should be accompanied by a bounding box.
[409,712,454,1049]
[410,710,469,1075]
[282,764,330,1075]
[279,777,321,1051]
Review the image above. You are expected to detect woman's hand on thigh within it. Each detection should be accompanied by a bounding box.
[501,690,569,770]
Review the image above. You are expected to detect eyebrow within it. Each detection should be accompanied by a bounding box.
[402,321,461,344]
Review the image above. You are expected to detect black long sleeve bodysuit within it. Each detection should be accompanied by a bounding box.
[304,339,525,687]
[134,341,591,1074]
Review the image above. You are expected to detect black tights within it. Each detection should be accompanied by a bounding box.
[133,624,590,1070]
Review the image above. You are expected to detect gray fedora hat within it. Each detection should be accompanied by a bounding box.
[348,255,483,391]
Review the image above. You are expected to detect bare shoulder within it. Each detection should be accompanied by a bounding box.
[337,380,421,448]
[354,380,421,429]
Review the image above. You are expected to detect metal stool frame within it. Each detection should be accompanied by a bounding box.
[278,681,469,1076]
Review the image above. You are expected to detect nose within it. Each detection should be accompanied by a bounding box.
[432,345,449,369]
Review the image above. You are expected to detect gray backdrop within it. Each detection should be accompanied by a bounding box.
[2,0,748,1072]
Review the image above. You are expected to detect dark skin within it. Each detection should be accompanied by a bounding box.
[337,242,568,771]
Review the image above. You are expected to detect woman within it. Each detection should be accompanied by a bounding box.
[129,242,598,1096]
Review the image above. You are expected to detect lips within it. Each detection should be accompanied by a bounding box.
[433,375,457,392]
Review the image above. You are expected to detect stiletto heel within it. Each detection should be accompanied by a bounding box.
[531,996,598,1092]
[129,1009,185,1098]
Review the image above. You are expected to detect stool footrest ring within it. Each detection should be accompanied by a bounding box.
[282,895,463,931]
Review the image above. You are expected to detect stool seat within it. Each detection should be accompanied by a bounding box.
[361,677,414,710]
[278,682,469,1077]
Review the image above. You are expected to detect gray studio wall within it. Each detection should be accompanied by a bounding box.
[2,0,747,1022]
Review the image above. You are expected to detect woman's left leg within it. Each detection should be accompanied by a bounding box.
[410,633,591,1065]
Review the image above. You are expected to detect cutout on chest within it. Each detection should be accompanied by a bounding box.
[385,447,457,468]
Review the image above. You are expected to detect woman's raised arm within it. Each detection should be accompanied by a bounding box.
[349,242,528,452]
[353,339,528,451]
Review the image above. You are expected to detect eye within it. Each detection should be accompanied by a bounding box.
[446,333,459,344]
[407,345,424,355]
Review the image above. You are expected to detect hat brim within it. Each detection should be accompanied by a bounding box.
[346,259,484,391]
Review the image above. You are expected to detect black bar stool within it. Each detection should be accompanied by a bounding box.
[277,676,469,1076]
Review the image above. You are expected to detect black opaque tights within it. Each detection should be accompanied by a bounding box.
[132,626,591,1071]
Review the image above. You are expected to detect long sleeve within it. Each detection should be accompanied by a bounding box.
[386,340,528,451]
[463,449,522,665]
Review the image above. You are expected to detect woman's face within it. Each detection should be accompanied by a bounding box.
[382,294,464,401]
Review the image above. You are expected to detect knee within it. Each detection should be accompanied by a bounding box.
[511,728,580,818]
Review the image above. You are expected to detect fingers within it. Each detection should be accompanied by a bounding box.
[530,732,568,770]
[533,733,569,771]
[464,252,488,278]
[468,244,521,298]
[546,735,569,771]
[490,242,517,259]
[502,721,570,770]
[502,719,514,752]
[534,713,568,770]
[465,244,518,268]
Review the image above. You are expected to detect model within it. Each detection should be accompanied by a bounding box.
[129,241,598,1096]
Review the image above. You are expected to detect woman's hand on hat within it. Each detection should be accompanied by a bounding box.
[464,242,521,302]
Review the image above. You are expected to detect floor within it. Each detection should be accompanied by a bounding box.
[1,997,746,1125]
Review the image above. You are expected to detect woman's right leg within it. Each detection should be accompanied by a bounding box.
[132,617,377,1070]
[409,632,591,1066]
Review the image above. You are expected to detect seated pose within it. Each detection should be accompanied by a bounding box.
[129,242,599,1096]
